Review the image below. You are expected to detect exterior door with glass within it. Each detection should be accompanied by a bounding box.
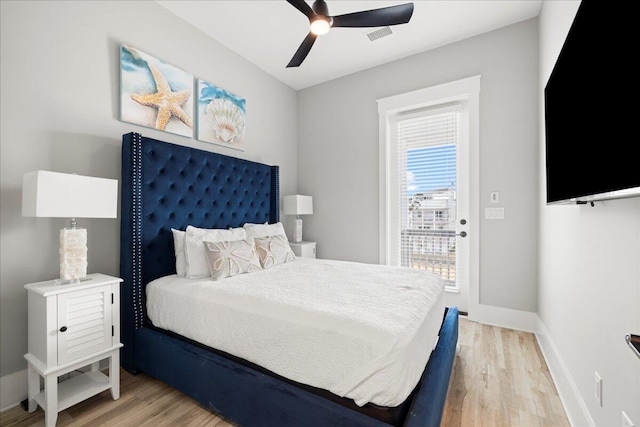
[393,104,469,313]
[379,76,480,317]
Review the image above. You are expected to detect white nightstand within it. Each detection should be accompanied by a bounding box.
[24,273,123,427]
[289,241,317,258]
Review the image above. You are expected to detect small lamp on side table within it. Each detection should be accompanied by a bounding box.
[22,170,118,284]
[283,195,313,243]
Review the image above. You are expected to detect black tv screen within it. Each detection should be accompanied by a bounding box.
[544,1,640,204]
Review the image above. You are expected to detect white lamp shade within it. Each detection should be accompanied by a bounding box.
[22,170,118,218]
[283,195,313,215]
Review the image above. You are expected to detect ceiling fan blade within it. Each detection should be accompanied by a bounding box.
[287,32,317,68]
[332,3,414,28]
[286,0,315,21]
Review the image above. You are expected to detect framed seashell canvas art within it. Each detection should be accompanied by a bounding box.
[196,79,246,151]
[120,45,194,138]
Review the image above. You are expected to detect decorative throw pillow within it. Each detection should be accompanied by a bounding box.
[203,239,262,281]
[184,225,247,279]
[243,222,286,239]
[171,228,186,277]
[254,234,296,269]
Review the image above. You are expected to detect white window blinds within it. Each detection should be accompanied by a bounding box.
[394,105,459,285]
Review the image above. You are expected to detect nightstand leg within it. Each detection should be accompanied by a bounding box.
[109,351,120,400]
[44,374,58,427]
[26,363,39,412]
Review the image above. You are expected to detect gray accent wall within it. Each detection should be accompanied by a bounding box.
[297,19,539,313]
[0,1,297,378]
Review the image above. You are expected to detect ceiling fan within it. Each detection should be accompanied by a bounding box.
[285,0,414,68]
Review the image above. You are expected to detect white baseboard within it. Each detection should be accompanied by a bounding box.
[535,316,594,427]
[468,303,537,332]
[1,368,27,412]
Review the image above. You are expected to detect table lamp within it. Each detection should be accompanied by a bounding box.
[283,195,313,243]
[22,171,118,283]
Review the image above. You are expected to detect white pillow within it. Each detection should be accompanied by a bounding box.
[203,239,262,281]
[184,225,247,279]
[243,222,286,239]
[254,234,296,269]
[171,228,186,277]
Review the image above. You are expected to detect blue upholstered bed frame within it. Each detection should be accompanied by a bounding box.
[120,132,459,427]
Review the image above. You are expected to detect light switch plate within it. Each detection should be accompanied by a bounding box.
[485,207,504,220]
[490,192,499,204]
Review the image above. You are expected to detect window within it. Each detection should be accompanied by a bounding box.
[392,105,460,285]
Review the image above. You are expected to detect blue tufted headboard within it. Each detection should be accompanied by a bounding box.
[119,132,279,370]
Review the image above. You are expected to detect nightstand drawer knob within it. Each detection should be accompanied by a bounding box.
[59,326,67,333]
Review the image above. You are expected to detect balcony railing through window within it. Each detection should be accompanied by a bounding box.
[400,228,457,286]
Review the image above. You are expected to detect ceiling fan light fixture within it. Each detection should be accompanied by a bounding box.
[310,17,331,35]
[285,0,414,67]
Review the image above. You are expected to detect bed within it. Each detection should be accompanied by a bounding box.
[119,132,459,427]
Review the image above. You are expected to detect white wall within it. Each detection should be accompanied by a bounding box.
[297,18,539,313]
[0,0,297,404]
[537,2,640,426]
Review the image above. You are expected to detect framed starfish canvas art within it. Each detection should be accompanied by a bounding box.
[120,45,193,138]
[196,79,246,151]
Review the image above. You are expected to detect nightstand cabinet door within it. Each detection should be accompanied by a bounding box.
[57,285,113,365]
[290,241,317,258]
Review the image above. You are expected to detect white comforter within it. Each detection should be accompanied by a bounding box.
[146,257,445,407]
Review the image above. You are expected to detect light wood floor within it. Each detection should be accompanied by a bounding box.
[440,318,569,427]
[1,317,569,427]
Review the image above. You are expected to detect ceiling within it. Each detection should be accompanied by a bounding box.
[157,1,542,91]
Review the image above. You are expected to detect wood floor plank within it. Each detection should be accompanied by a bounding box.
[441,317,569,427]
[1,317,569,427]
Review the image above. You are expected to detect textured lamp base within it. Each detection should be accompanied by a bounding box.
[60,228,87,282]
[293,218,303,243]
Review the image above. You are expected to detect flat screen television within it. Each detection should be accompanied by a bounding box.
[544,1,640,204]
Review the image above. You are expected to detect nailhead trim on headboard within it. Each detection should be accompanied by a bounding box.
[120,132,281,369]
[132,132,144,329]
[271,165,280,224]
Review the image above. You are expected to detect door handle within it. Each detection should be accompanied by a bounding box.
[456,231,467,238]
[626,334,640,360]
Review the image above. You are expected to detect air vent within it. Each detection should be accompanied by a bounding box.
[366,27,393,41]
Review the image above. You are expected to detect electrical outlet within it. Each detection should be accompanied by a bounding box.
[594,372,602,407]
[622,411,635,427]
